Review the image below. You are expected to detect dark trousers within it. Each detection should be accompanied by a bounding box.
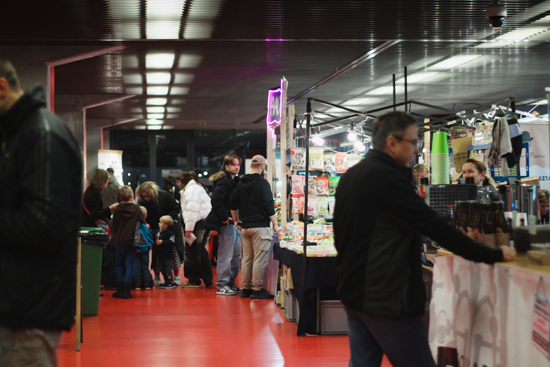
[158,257,173,284]
[183,220,213,283]
[115,244,137,283]
[134,250,151,286]
[344,306,436,367]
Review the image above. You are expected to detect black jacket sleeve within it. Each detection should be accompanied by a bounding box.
[229,183,240,211]
[261,180,275,216]
[85,189,111,222]
[211,179,230,222]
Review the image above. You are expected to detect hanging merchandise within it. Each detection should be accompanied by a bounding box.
[291,175,305,195]
[291,148,306,171]
[307,197,317,217]
[327,196,336,216]
[346,154,362,169]
[335,152,347,173]
[292,195,304,215]
[315,176,330,196]
[308,177,316,195]
[324,153,336,172]
[316,196,329,217]
[309,147,324,171]
[328,176,340,196]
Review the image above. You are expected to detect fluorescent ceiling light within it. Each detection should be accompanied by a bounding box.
[130,108,143,113]
[147,98,168,105]
[146,21,181,39]
[146,54,175,69]
[174,73,194,83]
[148,125,162,130]
[148,114,164,119]
[123,73,143,84]
[427,55,481,71]
[166,114,180,118]
[135,125,147,130]
[126,87,143,94]
[147,107,165,113]
[147,86,169,95]
[146,119,163,125]
[170,87,190,95]
[178,55,202,68]
[147,72,171,84]
[162,126,175,130]
[170,99,186,104]
[183,0,223,39]
[166,107,182,113]
[132,114,144,119]
[108,0,140,38]
[399,72,440,84]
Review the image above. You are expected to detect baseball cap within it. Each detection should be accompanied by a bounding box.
[251,155,266,165]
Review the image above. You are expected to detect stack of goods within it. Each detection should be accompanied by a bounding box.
[279,220,337,257]
[290,148,362,173]
[290,175,338,218]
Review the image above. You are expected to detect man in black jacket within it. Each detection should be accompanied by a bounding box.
[0,58,82,366]
[334,111,516,367]
[205,154,242,295]
[230,155,278,299]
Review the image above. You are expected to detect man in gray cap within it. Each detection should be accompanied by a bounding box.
[230,155,278,299]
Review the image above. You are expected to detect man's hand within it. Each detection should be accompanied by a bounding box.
[273,223,279,234]
[155,239,162,246]
[500,246,517,262]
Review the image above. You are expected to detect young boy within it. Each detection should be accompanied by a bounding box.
[112,186,146,299]
[134,206,153,290]
[156,215,177,289]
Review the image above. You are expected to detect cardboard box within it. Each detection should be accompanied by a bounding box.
[287,268,294,289]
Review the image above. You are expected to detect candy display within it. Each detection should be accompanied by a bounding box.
[315,176,329,196]
[323,153,336,172]
[279,221,337,257]
[309,147,324,170]
[291,175,305,195]
[346,154,362,169]
[308,177,316,195]
[335,153,347,173]
[291,148,306,171]
[292,195,304,215]
[316,196,329,216]
[328,176,340,196]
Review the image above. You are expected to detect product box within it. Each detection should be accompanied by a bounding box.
[319,300,349,334]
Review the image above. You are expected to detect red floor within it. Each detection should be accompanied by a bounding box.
[57,269,392,367]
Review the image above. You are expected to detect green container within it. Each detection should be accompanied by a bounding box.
[431,131,449,154]
[79,227,110,317]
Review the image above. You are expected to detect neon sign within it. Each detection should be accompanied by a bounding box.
[266,79,284,127]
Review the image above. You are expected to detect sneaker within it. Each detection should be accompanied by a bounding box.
[216,286,236,296]
[181,281,201,288]
[144,285,151,290]
[153,276,162,286]
[160,283,176,289]
[230,285,243,293]
[135,286,142,291]
[174,275,182,285]
[240,288,253,298]
[251,288,274,299]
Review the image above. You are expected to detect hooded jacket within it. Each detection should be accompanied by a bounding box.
[334,149,503,317]
[180,180,211,231]
[229,173,275,228]
[112,202,146,245]
[0,84,82,331]
[204,168,240,231]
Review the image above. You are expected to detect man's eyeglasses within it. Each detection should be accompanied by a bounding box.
[394,136,422,150]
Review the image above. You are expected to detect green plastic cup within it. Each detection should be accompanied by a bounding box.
[431,132,448,154]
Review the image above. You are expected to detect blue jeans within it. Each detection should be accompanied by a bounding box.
[215,224,241,288]
[115,244,137,283]
[344,306,436,367]
[134,250,151,286]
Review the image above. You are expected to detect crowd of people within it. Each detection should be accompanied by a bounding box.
[80,154,277,301]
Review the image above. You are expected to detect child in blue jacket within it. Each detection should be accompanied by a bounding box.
[155,215,176,289]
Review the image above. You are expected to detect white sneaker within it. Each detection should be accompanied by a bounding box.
[154,276,161,286]
[216,285,237,296]
[174,275,182,285]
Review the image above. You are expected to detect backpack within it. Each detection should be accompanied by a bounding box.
[134,222,153,251]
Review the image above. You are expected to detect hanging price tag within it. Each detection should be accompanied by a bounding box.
[532,277,550,359]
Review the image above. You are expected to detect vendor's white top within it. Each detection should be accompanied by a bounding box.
[180,180,212,231]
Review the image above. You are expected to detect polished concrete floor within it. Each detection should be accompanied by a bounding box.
[56,269,392,367]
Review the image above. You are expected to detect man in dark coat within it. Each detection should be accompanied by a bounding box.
[334,111,516,367]
[0,57,82,366]
[205,154,242,295]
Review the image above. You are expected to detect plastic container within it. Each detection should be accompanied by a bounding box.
[79,227,110,316]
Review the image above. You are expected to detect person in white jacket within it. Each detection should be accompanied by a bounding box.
[176,172,214,287]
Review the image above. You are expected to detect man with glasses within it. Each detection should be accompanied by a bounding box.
[333,111,516,367]
[230,155,278,299]
[205,154,243,295]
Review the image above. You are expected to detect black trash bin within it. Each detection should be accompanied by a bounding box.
[79,227,110,316]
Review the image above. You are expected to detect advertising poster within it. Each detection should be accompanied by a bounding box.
[520,124,549,191]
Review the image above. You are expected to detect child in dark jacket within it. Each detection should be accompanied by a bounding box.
[112,186,145,299]
[155,215,176,289]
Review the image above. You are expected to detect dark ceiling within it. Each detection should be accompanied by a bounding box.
[1,0,549,132]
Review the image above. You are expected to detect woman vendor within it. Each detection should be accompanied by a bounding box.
[462,158,499,201]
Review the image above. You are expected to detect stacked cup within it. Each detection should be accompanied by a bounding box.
[431,132,450,184]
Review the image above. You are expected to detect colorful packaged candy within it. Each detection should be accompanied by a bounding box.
[328,176,340,196]
[291,175,305,195]
[335,153,347,173]
[346,154,362,169]
[309,147,324,171]
[316,197,329,216]
[324,153,336,172]
[307,197,317,216]
[315,176,329,196]
[291,148,306,171]
[292,195,304,215]
[308,177,316,195]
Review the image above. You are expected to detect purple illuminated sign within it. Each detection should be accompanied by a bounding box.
[267,80,284,127]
